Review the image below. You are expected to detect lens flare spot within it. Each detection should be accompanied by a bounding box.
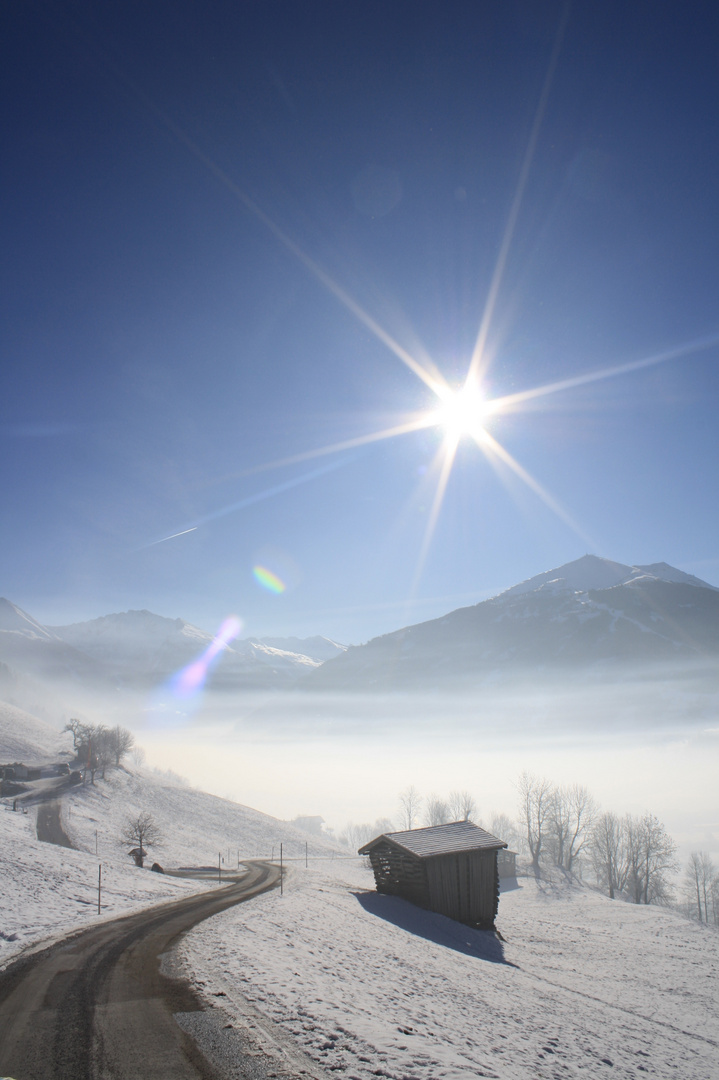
[169,615,242,699]
[253,565,286,593]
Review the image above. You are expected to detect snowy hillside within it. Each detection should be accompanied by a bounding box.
[0,704,339,960]
[0,701,72,763]
[310,555,719,690]
[179,860,719,1080]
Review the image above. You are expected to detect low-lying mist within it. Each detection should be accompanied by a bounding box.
[11,663,718,862]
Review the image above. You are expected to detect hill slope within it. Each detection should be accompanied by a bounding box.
[0,703,339,959]
[179,860,719,1080]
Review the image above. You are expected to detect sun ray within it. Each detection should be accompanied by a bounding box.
[468,2,571,385]
[410,432,461,593]
[210,413,440,486]
[475,429,595,546]
[95,50,449,400]
[488,333,719,413]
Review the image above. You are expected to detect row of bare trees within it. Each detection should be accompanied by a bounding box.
[517,773,596,876]
[590,810,677,903]
[63,719,135,783]
[517,772,678,903]
[398,786,477,829]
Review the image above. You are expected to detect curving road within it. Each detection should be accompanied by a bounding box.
[0,861,281,1079]
[36,800,75,848]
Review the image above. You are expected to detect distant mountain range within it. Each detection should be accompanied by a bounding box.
[307,556,719,691]
[2,555,718,694]
[0,598,345,690]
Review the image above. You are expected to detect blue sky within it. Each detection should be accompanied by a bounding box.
[2,1,719,644]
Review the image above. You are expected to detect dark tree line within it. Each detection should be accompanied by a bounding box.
[63,719,135,783]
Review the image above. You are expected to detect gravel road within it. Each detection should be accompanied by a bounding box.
[36,800,74,848]
[0,861,282,1079]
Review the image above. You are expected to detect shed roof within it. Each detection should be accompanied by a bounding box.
[358,820,507,858]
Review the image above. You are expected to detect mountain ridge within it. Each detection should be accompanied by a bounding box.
[307,556,719,691]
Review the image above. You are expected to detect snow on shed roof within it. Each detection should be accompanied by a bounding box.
[358,820,507,858]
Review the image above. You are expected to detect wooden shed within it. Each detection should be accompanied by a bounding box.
[358,821,507,930]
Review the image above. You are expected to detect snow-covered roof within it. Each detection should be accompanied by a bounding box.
[359,820,506,858]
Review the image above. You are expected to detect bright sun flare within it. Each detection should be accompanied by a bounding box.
[433,385,489,439]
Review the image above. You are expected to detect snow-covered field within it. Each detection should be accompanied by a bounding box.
[179,860,719,1080]
[3,699,718,1080]
[0,701,338,961]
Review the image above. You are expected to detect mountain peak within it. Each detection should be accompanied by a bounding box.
[0,598,56,640]
[499,555,717,600]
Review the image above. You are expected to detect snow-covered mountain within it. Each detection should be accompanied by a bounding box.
[50,610,321,688]
[0,598,103,682]
[256,635,347,663]
[0,601,323,691]
[309,555,719,691]
[501,556,719,598]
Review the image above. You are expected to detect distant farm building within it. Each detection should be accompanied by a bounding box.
[497,849,517,880]
[358,821,507,929]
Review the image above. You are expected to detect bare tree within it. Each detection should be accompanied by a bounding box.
[548,784,596,873]
[447,790,477,822]
[626,813,677,905]
[684,852,716,923]
[398,786,422,830]
[94,727,114,781]
[121,812,163,868]
[107,725,135,767]
[489,812,520,849]
[590,812,628,900]
[424,794,451,827]
[340,818,393,851]
[590,811,675,905]
[517,772,553,876]
[564,785,596,873]
[63,718,87,750]
[547,786,571,869]
[79,725,101,784]
[131,744,147,766]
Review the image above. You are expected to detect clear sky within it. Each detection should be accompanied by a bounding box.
[3,1,719,645]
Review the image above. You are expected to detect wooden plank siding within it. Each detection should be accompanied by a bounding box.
[425,850,499,928]
[368,842,430,908]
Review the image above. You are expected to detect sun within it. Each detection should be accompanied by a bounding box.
[432,383,490,440]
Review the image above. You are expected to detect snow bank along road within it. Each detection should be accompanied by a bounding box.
[0,861,281,1080]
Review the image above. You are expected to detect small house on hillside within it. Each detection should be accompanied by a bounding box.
[358,821,507,929]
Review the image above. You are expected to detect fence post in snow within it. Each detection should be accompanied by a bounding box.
[280,842,283,896]
[98,865,101,915]
[305,841,308,868]
[218,852,221,884]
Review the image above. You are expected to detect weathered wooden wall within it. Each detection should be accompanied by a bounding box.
[368,842,429,907]
[368,843,500,928]
[425,850,498,928]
